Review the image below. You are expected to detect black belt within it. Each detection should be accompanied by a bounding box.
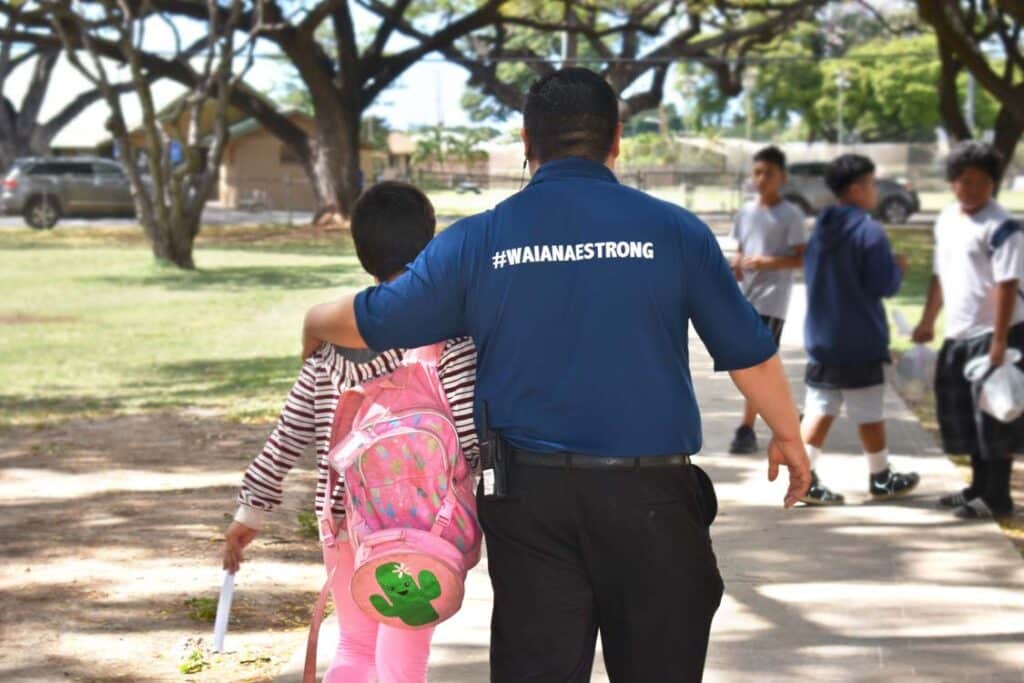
[511,449,691,470]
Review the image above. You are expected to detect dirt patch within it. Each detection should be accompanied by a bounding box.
[0,313,79,325]
[0,413,326,682]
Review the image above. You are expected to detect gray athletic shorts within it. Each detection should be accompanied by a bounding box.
[804,383,885,425]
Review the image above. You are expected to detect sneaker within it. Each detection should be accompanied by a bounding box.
[728,425,758,454]
[800,471,846,506]
[938,489,975,508]
[869,468,920,499]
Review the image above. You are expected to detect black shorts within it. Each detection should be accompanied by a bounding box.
[935,322,1024,460]
[760,315,785,347]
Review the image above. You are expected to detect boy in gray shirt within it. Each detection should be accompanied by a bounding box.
[730,146,807,454]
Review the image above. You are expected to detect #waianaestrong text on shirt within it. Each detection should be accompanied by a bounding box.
[933,200,1024,341]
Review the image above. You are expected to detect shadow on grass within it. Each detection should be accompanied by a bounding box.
[95,263,368,292]
[0,394,126,421]
[148,355,303,402]
[1,356,306,425]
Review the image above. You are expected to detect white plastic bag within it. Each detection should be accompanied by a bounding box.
[964,349,1024,423]
[891,309,936,401]
[896,344,937,401]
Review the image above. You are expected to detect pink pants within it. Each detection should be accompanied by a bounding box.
[321,542,434,683]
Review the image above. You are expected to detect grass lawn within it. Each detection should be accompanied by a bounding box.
[0,225,373,426]
[887,228,942,353]
[0,220,949,428]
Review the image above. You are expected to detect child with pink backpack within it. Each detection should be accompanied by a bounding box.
[222,182,480,683]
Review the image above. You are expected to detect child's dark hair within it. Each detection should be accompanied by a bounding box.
[351,182,436,281]
[825,154,876,197]
[946,140,1003,185]
[523,67,619,164]
[753,145,786,172]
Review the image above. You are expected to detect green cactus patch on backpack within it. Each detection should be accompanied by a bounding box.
[368,562,441,627]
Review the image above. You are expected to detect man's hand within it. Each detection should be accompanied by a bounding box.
[911,322,934,344]
[732,256,744,282]
[223,521,259,574]
[767,436,811,508]
[990,337,1008,367]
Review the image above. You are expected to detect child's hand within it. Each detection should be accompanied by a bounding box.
[741,255,771,271]
[223,522,259,574]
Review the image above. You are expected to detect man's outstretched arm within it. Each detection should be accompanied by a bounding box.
[302,295,365,358]
[729,354,811,508]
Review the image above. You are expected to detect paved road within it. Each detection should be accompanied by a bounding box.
[0,208,939,232]
[276,285,1024,682]
[0,206,314,230]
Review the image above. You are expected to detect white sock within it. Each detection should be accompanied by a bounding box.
[866,447,890,475]
[805,444,821,469]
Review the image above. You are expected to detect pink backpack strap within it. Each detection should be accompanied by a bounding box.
[402,341,447,367]
[303,566,337,683]
[321,390,366,542]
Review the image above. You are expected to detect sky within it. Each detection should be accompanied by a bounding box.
[2,4,673,148]
[4,53,476,147]
[3,5,480,148]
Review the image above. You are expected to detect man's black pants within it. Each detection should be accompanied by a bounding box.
[478,458,724,682]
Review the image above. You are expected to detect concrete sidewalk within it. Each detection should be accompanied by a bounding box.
[278,290,1024,682]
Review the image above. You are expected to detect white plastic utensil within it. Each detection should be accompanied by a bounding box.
[213,570,235,652]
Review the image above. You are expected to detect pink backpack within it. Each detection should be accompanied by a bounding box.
[304,343,482,680]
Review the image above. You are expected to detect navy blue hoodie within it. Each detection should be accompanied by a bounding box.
[804,205,902,366]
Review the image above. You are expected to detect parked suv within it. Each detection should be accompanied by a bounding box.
[780,161,920,224]
[1,157,135,229]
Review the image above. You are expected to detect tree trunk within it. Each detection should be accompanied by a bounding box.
[309,101,362,223]
[937,42,972,143]
[148,212,199,269]
[992,106,1024,189]
[0,133,33,171]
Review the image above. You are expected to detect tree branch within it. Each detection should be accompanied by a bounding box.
[917,0,1024,127]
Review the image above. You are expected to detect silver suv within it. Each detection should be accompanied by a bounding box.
[1,157,135,229]
[781,161,921,224]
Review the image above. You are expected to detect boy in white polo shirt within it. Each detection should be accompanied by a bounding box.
[914,141,1022,519]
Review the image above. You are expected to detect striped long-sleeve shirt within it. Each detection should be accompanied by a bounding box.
[234,338,478,530]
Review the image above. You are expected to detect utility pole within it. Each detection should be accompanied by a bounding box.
[561,1,577,67]
[743,67,757,143]
[835,69,850,146]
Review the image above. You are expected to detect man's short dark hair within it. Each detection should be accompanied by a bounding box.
[825,154,876,197]
[946,140,1003,185]
[753,145,786,172]
[523,67,619,164]
[351,181,436,281]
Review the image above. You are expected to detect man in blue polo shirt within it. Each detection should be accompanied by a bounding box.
[302,68,810,682]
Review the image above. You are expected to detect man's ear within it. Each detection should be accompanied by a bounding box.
[520,127,531,161]
[604,122,624,168]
